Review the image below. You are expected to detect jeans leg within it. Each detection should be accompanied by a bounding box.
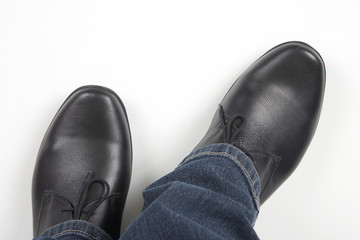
[121,143,261,240]
[33,220,113,240]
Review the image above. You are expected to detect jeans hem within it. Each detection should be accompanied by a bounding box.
[36,220,113,240]
[179,143,261,209]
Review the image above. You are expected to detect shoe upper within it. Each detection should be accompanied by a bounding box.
[32,86,132,239]
[195,42,325,204]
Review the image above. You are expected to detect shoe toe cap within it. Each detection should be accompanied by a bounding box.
[50,85,130,142]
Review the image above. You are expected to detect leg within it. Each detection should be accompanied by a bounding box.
[121,144,260,240]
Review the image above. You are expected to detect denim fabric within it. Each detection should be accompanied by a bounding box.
[33,220,113,240]
[121,143,260,240]
[33,143,261,240]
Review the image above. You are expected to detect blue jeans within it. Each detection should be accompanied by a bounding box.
[34,144,261,240]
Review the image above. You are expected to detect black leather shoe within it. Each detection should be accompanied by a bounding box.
[195,42,325,204]
[32,86,132,239]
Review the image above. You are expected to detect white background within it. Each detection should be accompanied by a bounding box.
[0,0,359,239]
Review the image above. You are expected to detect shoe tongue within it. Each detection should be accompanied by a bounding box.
[247,151,280,197]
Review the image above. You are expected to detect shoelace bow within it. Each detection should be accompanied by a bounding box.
[218,105,244,144]
[53,172,119,220]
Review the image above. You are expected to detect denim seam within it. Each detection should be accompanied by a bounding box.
[51,229,100,240]
[181,151,259,203]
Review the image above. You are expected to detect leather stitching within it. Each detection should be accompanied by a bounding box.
[247,151,281,197]
[35,191,73,236]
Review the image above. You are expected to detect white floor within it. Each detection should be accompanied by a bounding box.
[1,1,359,239]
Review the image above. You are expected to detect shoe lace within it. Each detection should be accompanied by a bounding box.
[54,171,119,220]
[218,105,244,144]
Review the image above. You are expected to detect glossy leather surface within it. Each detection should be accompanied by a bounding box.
[32,86,132,239]
[195,42,325,204]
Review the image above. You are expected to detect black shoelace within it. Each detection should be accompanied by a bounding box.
[218,105,244,144]
[53,172,119,220]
